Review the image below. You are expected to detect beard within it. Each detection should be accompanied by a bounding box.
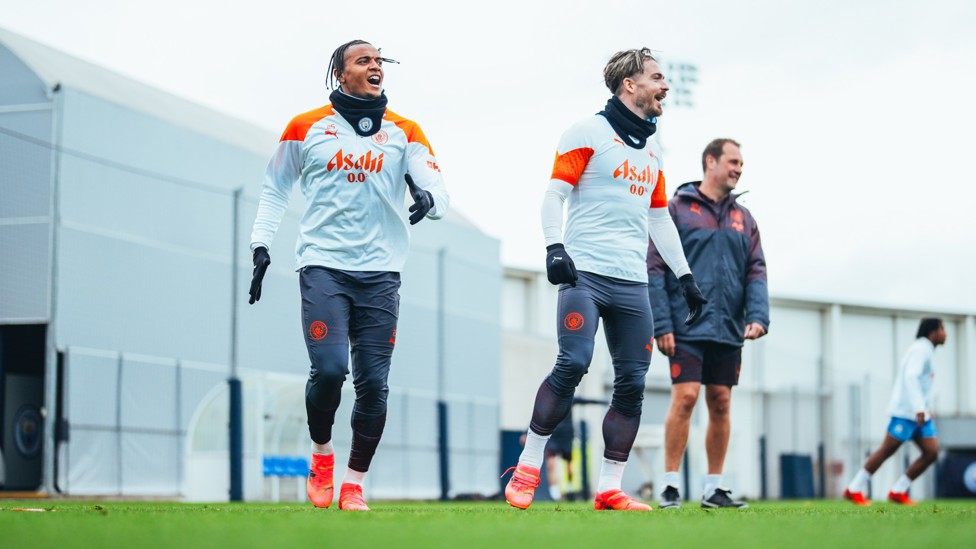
[635,95,663,118]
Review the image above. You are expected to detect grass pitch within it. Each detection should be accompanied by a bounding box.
[2,499,974,548]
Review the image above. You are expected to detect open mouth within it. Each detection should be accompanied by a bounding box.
[655,92,667,102]
[367,75,382,86]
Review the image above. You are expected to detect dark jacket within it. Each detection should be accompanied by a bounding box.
[647,181,769,346]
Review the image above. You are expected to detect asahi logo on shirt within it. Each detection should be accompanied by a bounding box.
[613,159,655,183]
[327,149,385,173]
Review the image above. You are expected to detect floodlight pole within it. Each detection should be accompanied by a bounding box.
[229,187,244,501]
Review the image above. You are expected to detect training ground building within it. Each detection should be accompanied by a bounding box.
[0,28,501,501]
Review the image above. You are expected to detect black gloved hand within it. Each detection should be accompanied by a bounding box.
[546,243,578,287]
[248,246,271,304]
[679,273,707,325]
[405,174,434,225]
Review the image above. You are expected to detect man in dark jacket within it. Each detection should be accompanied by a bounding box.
[647,138,769,509]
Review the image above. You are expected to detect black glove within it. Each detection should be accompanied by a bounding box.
[545,243,578,287]
[679,273,707,325]
[405,174,434,225]
[248,246,271,304]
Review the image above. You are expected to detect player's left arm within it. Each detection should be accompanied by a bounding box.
[646,172,691,278]
[403,123,449,220]
[744,215,770,337]
[647,171,706,325]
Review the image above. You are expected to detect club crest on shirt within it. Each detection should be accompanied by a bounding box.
[730,210,745,232]
[372,130,388,145]
[358,117,373,133]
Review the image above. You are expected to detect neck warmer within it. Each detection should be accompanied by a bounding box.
[598,96,657,149]
[330,89,388,137]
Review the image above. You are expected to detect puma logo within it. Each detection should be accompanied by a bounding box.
[552,256,562,263]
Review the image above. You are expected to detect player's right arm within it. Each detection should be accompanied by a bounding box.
[540,126,594,286]
[249,121,305,251]
[247,116,305,304]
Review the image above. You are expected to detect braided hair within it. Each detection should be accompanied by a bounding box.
[326,39,371,90]
[603,47,658,95]
[916,317,943,339]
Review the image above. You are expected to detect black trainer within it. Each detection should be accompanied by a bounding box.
[701,488,749,509]
[659,485,682,509]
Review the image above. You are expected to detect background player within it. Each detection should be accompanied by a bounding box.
[844,317,947,506]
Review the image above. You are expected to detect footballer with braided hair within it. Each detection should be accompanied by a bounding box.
[248,39,450,511]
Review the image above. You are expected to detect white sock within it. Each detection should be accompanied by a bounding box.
[549,484,562,501]
[597,458,627,493]
[891,474,912,493]
[343,468,366,486]
[311,440,334,455]
[848,468,871,493]
[518,429,550,469]
[663,471,681,490]
[703,474,722,499]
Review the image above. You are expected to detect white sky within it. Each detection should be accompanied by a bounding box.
[2,0,975,312]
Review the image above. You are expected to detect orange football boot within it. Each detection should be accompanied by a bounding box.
[887,491,917,506]
[503,464,541,509]
[843,488,871,506]
[594,489,652,511]
[338,483,370,511]
[306,453,334,508]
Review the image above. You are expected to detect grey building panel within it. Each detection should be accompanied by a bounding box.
[119,357,179,430]
[57,228,231,364]
[0,222,50,321]
[65,429,120,495]
[445,315,501,398]
[58,89,270,196]
[0,43,50,104]
[179,365,228,433]
[0,113,52,218]
[120,433,180,495]
[0,108,53,142]
[65,350,119,427]
[0,109,52,322]
[57,153,234,258]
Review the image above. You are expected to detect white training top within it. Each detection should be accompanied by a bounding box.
[250,104,449,272]
[541,115,690,283]
[887,337,936,420]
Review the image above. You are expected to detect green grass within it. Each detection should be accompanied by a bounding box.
[2,499,974,548]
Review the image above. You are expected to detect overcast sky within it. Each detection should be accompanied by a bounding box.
[2,0,975,312]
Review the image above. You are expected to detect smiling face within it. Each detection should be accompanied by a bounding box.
[335,43,384,99]
[629,59,669,118]
[705,143,744,193]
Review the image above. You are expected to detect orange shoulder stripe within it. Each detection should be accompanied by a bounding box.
[386,110,435,156]
[551,147,594,186]
[650,170,668,208]
[280,105,334,142]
